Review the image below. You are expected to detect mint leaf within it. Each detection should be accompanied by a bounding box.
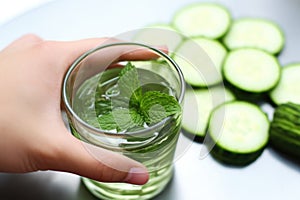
[95,98,112,115]
[117,62,142,106]
[140,91,181,124]
[96,62,181,132]
[97,112,117,131]
[98,108,144,132]
[119,62,135,76]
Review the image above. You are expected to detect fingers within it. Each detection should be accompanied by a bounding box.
[46,131,149,185]
[1,34,43,53]
[3,34,168,68]
[119,44,168,61]
[48,38,168,72]
[10,34,43,46]
[2,34,168,78]
[57,38,168,92]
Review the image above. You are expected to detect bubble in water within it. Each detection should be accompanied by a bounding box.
[105,84,120,97]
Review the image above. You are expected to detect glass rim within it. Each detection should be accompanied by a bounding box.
[62,42,185,137]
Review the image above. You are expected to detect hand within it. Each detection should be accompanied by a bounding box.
[0,34,158,185]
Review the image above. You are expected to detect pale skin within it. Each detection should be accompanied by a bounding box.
[0,34,165,185]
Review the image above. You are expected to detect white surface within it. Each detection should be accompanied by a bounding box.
[0,0,299,200]
[0,0,53,25]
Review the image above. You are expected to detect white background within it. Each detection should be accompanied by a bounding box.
[0,0,53,25]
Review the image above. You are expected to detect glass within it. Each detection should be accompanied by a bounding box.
[62,41,185,200]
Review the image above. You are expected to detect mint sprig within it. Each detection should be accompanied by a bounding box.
[98,108,144,132]
[117,62,142,106]
[97,62,181,132]
[140,91,181,124]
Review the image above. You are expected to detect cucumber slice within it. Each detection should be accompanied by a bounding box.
[223,18,285,54]
[193,37,227,80]
[182,86,235,138]
[173,38,226,87]
[133,23,183,53]
[208,101,269,165]
[172,3,231,39]
[223,48,281,93]
[270,102,300,158]
[270,63,300,105]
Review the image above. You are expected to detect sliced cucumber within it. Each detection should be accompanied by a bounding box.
[223,48,281,93]
[208,101,269,166]
[182,86,235,138]
[173,38,226,87]
[133,23,183,53]
[270,63,300,105]
[223,18,285,54]
[193,37,227,80]
[269,102,300,158]
[172,2,231,39]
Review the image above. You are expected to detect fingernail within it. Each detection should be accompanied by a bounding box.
[124,167,149,185]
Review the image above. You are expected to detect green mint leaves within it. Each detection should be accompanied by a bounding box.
[117,62,142,106]
[97,62,181,132]
[98,108,144,132]
[140,91,181,124]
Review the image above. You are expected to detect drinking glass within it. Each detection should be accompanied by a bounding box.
[62,41,185,200]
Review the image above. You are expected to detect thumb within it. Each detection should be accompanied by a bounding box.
[49,132,149,185]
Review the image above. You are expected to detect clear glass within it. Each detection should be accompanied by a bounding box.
[62,42,185,200]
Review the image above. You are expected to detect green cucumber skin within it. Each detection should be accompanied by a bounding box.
[270,133,300,158]
[271,102,300,139]
[181,129,205,143]
[269,102,300,159]
[271,124,300,141]
[207,136,266,166]
[224,81,270,104]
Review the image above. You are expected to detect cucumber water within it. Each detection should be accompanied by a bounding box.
[70,65,182,200]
